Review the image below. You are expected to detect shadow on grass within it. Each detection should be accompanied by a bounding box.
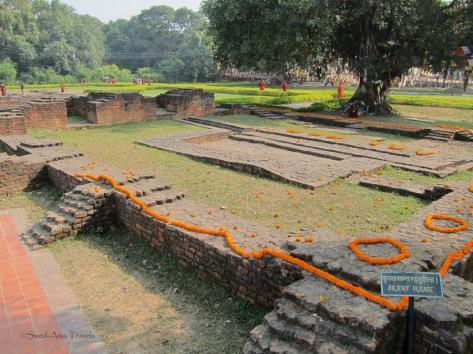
[50,226,266,353]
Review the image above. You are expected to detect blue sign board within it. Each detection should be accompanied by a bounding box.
[381,272,443,298]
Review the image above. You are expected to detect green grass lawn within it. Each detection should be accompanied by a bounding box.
[30,118,426,236]
[380,165,473,185]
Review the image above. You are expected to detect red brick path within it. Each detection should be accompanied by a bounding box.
[0,215,68,354]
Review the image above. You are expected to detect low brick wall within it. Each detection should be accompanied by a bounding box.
[0,96,67,134]
[0,95,30,109]
[67,96,88,117]
[113,194,302,307]
[46,163,84,192]
[0,155,47,194]
[0,110,27,135]
[87,93,156,125]
[156,89,216,118]
[22,98,68,129]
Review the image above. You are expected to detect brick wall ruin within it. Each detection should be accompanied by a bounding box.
[156,89,216,118]
[0,89,220,134]
[0,95,31,109]
[22,96,68,129]
[1,135,473,353]
[85,92,156,125]
[0,95,68,135]
[0,109,27,135]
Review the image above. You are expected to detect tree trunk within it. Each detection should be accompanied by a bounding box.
[346,78,392,115]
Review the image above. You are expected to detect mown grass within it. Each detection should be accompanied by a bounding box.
[381,165,473,185]
[30,118,425,236]
[49,228,265,354]
[390,94,473,109]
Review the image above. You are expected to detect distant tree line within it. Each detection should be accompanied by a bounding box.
[0,0,215,84]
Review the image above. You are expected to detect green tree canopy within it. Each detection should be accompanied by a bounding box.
[202,0,471,113]
[0,0,105,80]
[103,5,214,82]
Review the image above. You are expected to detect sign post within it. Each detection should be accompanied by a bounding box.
[381,272,444,354]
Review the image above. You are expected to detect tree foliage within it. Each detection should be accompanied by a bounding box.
[0,0,105,81]
[103,6,215,82]
[0,1,214,83]
[202,0,472,112]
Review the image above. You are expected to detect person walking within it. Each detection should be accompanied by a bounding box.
[20,83,25,96]
[258,79,266,92]
[464,70,470,92]
[60,82,65,93]
[281,80,289,92]
[0,83,7,97]
[337,79,344,99]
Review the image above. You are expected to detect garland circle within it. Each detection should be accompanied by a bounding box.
[424,214,469,234]
[348,238,410,265]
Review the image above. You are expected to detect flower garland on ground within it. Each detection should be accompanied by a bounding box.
[308,132,322,137]
[389,144,407,151]
[287,129,304,134]
[74,173,473,313]
[424,214,469,233]
[469,185,473,193]
[416,149,435,156]
[348,238,410,265]
[369,140,383,147]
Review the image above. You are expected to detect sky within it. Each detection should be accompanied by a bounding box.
[61,0,202,22]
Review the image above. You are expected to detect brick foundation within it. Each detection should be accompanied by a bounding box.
[3,135,472,353]
[156,89,216,118]
[85,92,156,125]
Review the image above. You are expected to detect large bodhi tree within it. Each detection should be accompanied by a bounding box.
[202,0,468,114]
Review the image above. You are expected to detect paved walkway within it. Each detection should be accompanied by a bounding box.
[0,210,105,354]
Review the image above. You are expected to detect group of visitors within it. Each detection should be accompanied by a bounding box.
[133,78,153,85]
[258,79,289,92]
[0,82,67,96]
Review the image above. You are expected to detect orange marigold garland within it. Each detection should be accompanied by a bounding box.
[74,173,473,313]
[287,129,304,134]
[308,132,322,137]
[348,238,410,265]
[469,185,473,193]
[389,144,406,151]
[415,149,435,156]
[326,135,343,140]
[369,140,382,147]
[424,214,469,234]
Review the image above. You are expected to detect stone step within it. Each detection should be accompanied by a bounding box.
[244,323,313,354]
[30,225,54,245]
[279,278,395,352]
[58,204,83,217]
[38,219,71,236]
[20,230,43,251]
[271,299,381,353]
[264,312,316,349]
